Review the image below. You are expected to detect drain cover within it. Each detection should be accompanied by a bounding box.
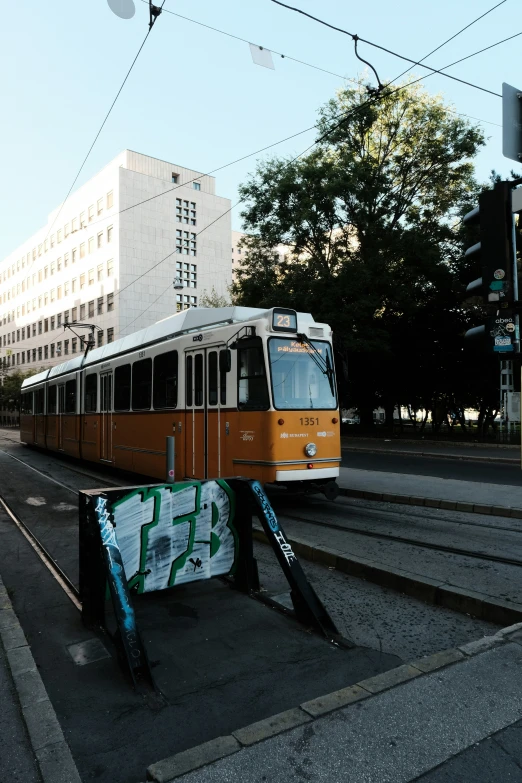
[67,638,110,666]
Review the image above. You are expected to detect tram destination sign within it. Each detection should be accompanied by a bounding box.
[272,308,297,332]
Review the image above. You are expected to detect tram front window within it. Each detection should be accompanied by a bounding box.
[269,338,337,410]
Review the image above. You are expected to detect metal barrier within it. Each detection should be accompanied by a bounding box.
[79,478,341,689]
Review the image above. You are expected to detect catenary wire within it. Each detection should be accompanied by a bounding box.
[270,0,505,97]
[392,0,508,83]
[29,0,168,273]
[6,13,507,360]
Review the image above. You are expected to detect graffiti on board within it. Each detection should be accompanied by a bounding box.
[108,480,239,594]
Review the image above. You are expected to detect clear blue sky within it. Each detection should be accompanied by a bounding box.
[0,0,519,259]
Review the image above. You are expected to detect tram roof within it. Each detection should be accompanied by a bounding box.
[22,306,319,389]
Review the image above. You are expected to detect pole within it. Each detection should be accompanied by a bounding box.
[166,436,175,483]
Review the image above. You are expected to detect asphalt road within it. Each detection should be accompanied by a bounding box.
[341,450,522,486]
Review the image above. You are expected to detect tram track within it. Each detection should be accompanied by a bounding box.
[278,512,522,569]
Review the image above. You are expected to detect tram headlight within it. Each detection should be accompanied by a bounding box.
[304,442,317,458]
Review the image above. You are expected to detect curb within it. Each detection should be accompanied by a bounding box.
[252,528,522,626]
[341,446,519,464]
[0,577,81,783]
[340,438,518,451]
[145,621,522,781]
[338,486,522,519]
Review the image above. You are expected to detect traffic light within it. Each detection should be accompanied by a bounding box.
[463,180,519,353]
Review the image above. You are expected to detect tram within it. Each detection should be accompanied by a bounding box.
[20,306,341,495]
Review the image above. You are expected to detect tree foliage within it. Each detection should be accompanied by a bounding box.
[232,78,512,428]
[0,370,40,411]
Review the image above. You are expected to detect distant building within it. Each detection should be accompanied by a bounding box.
[231,230,290,279]
[0,150,231,373]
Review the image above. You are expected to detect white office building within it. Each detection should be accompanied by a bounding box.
[0,150,232,373]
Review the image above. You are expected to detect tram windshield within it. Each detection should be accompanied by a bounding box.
[268,338,337,410]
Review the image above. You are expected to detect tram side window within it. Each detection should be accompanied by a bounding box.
[219,350,227,405]
[21,392,33,414]
[85,374,98,412]
[34,388,45,414]
[195,354,203,406]
[48,385,57,414]
[153,351,178,409]
[65,379,76,413]
[114,364,131,411]
[238,340,269,410]
[132,358,152,410]
[186,355,193,406]
[208,351,218,406]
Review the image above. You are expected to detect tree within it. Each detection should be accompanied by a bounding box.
[0,370,42,412]
[199,286,231,308]
[232,78,486,427]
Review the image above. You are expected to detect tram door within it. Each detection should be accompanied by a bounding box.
[185,348,225,479]
[100,373,113,462]
[57,384,65,450]
[185,350,206,477]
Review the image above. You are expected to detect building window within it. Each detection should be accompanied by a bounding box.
[38,321,42,335]
[56,342,62,357]
[97,232,103,249]
[44,266,48,279]
[57,257,62,272]
[50,289,55,302]
[38,347,42,361]
[107,259,114,277]
[50,317,55,330]
[107,225,113,243]
[88,268,94,285]
[50,235,55,248]
[64,252,69,268]
[107,327,114,343]
[64,282,69,296]
[88,300,94,318]
[80,243,86,259]
[63,310,68,324]
[88,205,94,222]
[97,198,103,215]
[44,319,48,333]
[51,344,55,358]
[97,330,103,347]
[107,293,114,312]
[57,286,62,300]
[57,313,62,327]
[57,229,62,244]
[172,173,179,183]
[71,307,77,322]
[80,273,85,289]
[193,182,201,191]
[88,237,94,254]
[80,212,86,228]
[72,338,77,353]
[80,304,86,320]
[97,297,103,315]
[72,248,77,263]
[64,340,69,355]
[107,191,113,209]
[64,223,70,238]
[72,278,76,293]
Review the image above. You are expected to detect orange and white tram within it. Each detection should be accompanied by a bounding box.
[20,306,341,494]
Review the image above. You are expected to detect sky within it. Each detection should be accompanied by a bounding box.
[0,0,520,260]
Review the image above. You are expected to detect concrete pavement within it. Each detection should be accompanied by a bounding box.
[147,627,522,782]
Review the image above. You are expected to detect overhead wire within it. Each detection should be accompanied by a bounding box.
[391,0,508,83]
[29,0,168,274]
[270,0,508,97]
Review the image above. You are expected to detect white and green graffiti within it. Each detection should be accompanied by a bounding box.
[110,480,238,593]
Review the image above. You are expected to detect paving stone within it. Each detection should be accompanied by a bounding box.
[456,502,474,513]
[147,736,241,782]
[358,664,422,694]
[411,648,465,673]
[0,623,28,651]
[23,699,64,751]
[301,684,370,717]
[36,741,82,783]
[459,636,499,656]
[0,608,18,630]
[232,708,311,746]
[14,668,49,709]
[7,645,37,676]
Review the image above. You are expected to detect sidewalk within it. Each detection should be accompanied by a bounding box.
[0,577,81,783]
[341,436,520,463]
[338,466,522,515]
[147,626,522,782]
